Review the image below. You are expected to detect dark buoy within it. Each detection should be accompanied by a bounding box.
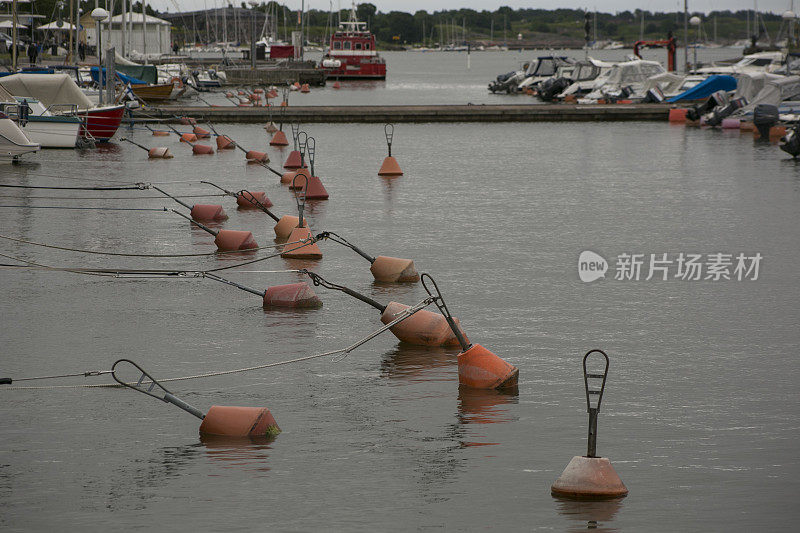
[378,123,403,176]
[422,275,518,388]
[111,359,280,439]
[551,350,628,500]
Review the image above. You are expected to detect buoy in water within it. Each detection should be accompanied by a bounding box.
[180,133,198,143]
[236,191,272,209]
[332,81,341,89]
[370,256,419,283]
[191,143,214,155]
[379,124,403,176]
[216,135,235,150]
[668,108,688,123]
[179,116,197,125]
[152,129,170,136]
[190,204,228,222]
[284,150,302,169]
[253,88,264,94]
[551,350,627,500]
[295,175,329,200]
[213,229,258,251]
[273,215,305,241]
[265,121,279,133]
[284,167,309,186]
[193,126,211,138]
[300,83,310,93]
[721,118,740,129]
[147,147,173,159]
[245,150,269,163]
[199,406,281,438]
[263,282,322,308]
[225,92,234,98]
[270,130,289,146]
[281,226,322,259]
[379,301,467,347]
[280,101,288,107]
[457,344,519,390]
[740,121,754,131]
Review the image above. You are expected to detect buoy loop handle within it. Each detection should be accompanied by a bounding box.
[420,273,471,351]
[111,359,205,420]
[384,123,394,156]
[306,137,316,175]
[583,349,609,413]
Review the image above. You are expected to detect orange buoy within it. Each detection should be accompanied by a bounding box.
[740,121,754,131]
[268,89,279,98]
[770,125,787,140]
[273,215,305,241]
[298,175,329,200]
[379,301,467,346]
[551,456,628,500]
[457,343,519,390]
[151,129,170,136]
[180,133,198,143]
[237,102,250,107]
[225,91,234,98]
[265,121,279,133]
[300,83,310,93]
[237,90,246,96]
[236,191,272,209]
[284,167,309,186]
[292,82,301,89]
[216,135,235,150]
[191,143,214,155]
[253,88,264,94]
[262,282,322,308]
[668,108,688,123]
[332,81,341,89]
[190,204,228,222]
[284,150,302,169]
[563,94,577,103]
[214,229,258,252]
[147,147,173,159]
[280,101,288,107]
[370,256,419,283]
[270,130,289,146]
[245,150,269,163]
[378,156,403,176]
[281,226,322,259]
[193,126,211,138]
[199,406,280,438]
[179,116,197,125]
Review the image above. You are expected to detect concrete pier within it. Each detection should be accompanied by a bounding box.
[132,104,673,124]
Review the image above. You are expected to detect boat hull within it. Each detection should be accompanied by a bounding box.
[322,57,386,79]
[0,117,40,161]
[21,117,81,148]
[131,83,175,102]
[80,105,125,142]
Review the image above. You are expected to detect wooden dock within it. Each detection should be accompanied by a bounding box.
[132,104,674,124]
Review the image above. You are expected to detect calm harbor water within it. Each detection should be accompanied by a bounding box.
[1,52,799,531]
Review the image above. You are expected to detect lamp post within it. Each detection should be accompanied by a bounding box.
[783,10,797,46]
[689,16,701,74]
[91,7,109,105]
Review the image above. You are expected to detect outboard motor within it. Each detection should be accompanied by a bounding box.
[539,77,571,101]
[753,104,779,139]
[687,90,729,121]
[779,124,800,158]
[705,97,746,127]
[643,86,665,104]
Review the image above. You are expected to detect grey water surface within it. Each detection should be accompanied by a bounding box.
[1,54,799,532]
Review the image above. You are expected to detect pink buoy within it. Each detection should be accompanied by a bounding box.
[180,133,198,143]
[245,150,269,163]
[721,118,741,129]
[262,282,322,308]
[284,150,302,169]
[214,229,258,252]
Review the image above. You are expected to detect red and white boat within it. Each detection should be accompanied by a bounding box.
[0,73,124,142]
[320,3,386,80]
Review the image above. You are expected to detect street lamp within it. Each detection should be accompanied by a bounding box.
[689,16,701,74]
[91,7,109,104]
[783,10,797,44]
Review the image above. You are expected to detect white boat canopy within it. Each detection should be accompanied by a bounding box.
[0,20,28,29]
[0,73,94,110]
[734,72,784,102]
[738,75,800,113]
[36,21,78,31]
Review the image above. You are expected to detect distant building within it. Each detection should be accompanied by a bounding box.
[82,12,171,56]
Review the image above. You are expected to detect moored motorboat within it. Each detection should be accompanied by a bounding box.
[0,109,40,162]
[320,2,386,80]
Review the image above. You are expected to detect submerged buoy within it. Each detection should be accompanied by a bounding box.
[147,147,173,159]
[263,282,322,308]
[270,130,289,146]
[190,204,228,222]
[379,301,466,347]
[281,226,322,259]
[192,143,215,155]
[236,191,272,209]
[180,133,198,143]
[199,406,281,438]
[370,256,419,283]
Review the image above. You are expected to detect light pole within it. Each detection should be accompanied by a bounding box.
[91,7,109,105]
[689,16,700,74]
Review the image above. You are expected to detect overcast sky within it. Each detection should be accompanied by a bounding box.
[152,1,794,16]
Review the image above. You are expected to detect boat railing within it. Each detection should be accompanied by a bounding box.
[46,103,80,117]
[0,102,30,126]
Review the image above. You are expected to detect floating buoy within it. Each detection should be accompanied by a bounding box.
[667,108,688,123]
[245,150,269,163]
[270,130,289,146]
[253,88,264,94]
[292,82,301,89]
[551,350,628,500]
[179,116,197,125]
[300,83,310,93]
[280,101,288,107]
[236,191,272,209]
[291,137,327,199]
[273,215,305,241]
[237,90,246,96]
[148,146,173,159]
[225,91,234,98]
[379,301,467,346]
[180,133,198,143]
[149,126,170,136]
[284,150,302,169]
[721,118,740,129]
[281,226,322,259]
[284,167,309,186]
[216,135,235,150]
[298,175,329,200]
[193,126,211,138]
[111,359,280,439]
[370,256,419,282]
[379,124,403,176]
[265,122,279,133]
[332,81,340,89]
[263,282,322,308]
[153,186,227,222]
[191,143,215,155]
[172,209,257,251]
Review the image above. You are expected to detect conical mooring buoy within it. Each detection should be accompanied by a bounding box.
[120,138,173,159]
[270,130,289,146]
[316,231,419,283]
[551,350,628,500]
[203,273,322,309]
[281,179,322,259]
[111,359,280,438]
[172,209,257,252]
[153,186,227,222]
[378,123,403,176]
[193,125,211,138]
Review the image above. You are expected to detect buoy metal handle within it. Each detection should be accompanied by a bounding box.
[203,272,266,297]
[153,185,192,211]
[384,123,394,157]
[170,209,218,236]
[317,231,375,263]
[583,349,609,458]
[111,359,205,420]
[421,273,470,352]
[298,131,308,166]
[291,122,300,149]
[306,136,316,176]
[292,174,308,227]
[301,269,386,312]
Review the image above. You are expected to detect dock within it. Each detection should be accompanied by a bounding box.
[132,104,674,124]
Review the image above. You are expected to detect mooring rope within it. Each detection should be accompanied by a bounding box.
[0,298,435,391]
[0,205,168,211]
[0,193,227,200]
[0,183,147,191]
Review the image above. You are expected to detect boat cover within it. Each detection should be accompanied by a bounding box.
[115,64,158,84]
[89,67,147,86]
[737,76,800,114]
[733,72,784,102]
[0,73,94,110]
[666,75,737,102]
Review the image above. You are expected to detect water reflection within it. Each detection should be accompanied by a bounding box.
[457,385,518,425]
[379,344,456,383]
[199,434,274,474]
[554,498,623,533]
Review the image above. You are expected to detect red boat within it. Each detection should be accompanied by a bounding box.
[80,105,125,142]
[320,4,386,80]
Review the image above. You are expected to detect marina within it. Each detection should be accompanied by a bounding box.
[1,2,800,531]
